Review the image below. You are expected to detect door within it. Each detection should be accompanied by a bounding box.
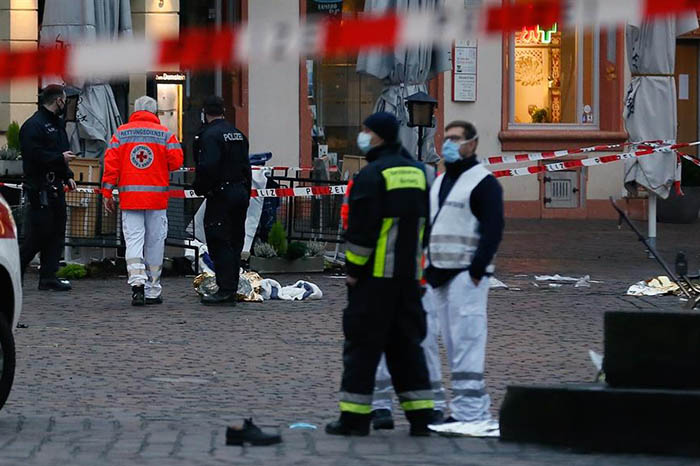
[676,41,698,156]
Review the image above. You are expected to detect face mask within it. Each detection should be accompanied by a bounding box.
[442,134,478,163]
[441,140,463,163]
[357,131,373,154]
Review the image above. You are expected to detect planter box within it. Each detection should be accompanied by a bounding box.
[657,186,700,224]
[0,160,22,176]
[249,256,325,274]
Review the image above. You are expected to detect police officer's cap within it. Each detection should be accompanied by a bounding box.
[203,96,225,116]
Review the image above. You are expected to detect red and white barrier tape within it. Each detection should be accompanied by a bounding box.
[173,166,338,173]
[491,142,700,179]
[482,140,672,166]
[4,142,699,197]
[680,152,700,168]
[0,183,347,199]
[0,0,698,82]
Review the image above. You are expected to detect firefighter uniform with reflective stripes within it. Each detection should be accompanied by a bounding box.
[102,109,184,300]
[334,141,434,432]
[424,155,504,422]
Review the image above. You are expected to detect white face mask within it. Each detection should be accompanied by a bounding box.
[357,131,373,154]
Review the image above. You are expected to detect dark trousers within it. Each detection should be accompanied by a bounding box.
[20,198,66,280]
[339,277,433,424]
[204,185,249,294]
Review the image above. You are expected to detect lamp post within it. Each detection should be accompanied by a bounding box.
[405,91,438,162]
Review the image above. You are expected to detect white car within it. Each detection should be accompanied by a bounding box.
[0,193,20,411]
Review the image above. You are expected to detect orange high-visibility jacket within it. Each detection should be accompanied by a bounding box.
[101,111,184,210]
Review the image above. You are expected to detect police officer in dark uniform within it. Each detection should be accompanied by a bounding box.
[326,112,434,437]
[19,84,77,291]
[193,96,251,305]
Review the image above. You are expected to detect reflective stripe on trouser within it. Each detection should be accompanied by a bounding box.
[429,270,491,421]
[372,295,447,412]
[122,209,168,298]
[339,392,373,414]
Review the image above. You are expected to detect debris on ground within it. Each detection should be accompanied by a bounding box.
[429,419,500,438]
[289,423,317,430]
[260,279,323,301]
[489,277,509,289]
[193,272,322,302]
[626,276,680,296]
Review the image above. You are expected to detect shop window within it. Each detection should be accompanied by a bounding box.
[499,1,626,151]
[306,0,385,160]
[511,23,597,127]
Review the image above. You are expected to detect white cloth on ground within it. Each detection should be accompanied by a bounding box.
[259,279,323,301]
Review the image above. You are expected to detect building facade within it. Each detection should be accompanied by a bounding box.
[2,0,699,219]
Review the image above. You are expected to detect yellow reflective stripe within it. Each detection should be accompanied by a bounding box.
[400,400,435,411]
[339,401,372,414]
[346,249,370,266]
[382,166,427,191]
[417,220,426,280]
[373,218,394,277]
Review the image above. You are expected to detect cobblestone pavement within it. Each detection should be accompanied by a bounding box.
[2,218,700,465]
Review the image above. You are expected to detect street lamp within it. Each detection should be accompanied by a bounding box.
[405,91,438,162]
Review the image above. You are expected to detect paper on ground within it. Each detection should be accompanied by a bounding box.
[429,419,500,438]
[489,277,508,289]
[626,276,679,296]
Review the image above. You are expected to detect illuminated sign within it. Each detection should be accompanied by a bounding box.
[516,23,558,45]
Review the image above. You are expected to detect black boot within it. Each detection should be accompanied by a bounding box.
[371,409,395,430]
[325,412,370,436]
[406,408,433,437]
[226,418,282,446]
[131,285,145,306]
[201,290,237,306]
[38,278,71,291]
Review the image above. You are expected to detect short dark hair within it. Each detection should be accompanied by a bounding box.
[445,120,477,140]
[203,95,225,116]
[39,84,65,106]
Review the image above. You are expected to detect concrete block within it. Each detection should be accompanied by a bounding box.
[500,383,700,456]
[604,311,700,389]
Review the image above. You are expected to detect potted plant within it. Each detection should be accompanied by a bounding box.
[0,121,22,176]
[657,156,700,224]
[249,221,326,273]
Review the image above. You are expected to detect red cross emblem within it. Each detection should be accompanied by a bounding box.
[130,145,154,169]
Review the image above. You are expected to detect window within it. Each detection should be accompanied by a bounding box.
[306,0,385,158]
[499,0,626,151]
[511,23,598,128]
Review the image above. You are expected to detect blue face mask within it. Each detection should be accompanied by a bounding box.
[441,140,463,163]
[357,132,373,154]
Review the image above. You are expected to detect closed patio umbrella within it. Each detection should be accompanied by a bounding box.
[356,0,450,164]
[624,14,698,247]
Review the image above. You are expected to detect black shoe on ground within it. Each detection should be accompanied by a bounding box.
[145,295,163,305]
[38,278,71,291]
[131,285,145,306]
[226,418,282,446]
[325,420,370,436]
[430,409,445,425]
[371,409,395,430]
[201,291,237,306]
[443,416,459,423]
[409,424,432,437]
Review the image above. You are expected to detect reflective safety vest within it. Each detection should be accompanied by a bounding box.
[427,163,494,271]
[102,111,184,210]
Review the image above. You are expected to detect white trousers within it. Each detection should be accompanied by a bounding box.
[122,209,168,298]
[372,271,491,421]
[372,293,447,413]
